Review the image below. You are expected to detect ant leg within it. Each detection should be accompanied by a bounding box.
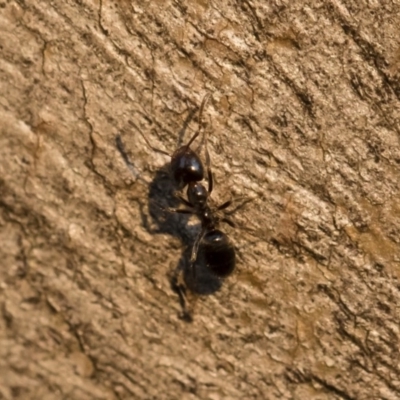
[186,93,211,148]
[152,201,194,215]
[170,267,193,322]
[217,199,232,211]
[163,207,194,215]
[190,228,205,263]
[223,197,255,215]
[190,228,206,279]
[217,197,254,229]
[174,193,194,208]
[207,168,213,195]
[220,217,236,228]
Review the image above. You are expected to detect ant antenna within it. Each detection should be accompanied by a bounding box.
[137,130,170,157]
[186,93,212,148]
[136,93,212,157]
[203,116,212,193]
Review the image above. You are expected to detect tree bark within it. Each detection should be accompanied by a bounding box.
[1,1,400,399]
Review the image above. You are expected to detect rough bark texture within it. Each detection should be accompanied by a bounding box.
[1,1,400,399]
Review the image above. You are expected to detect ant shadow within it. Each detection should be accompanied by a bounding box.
[143,164,223,296]
[117,101,226,321]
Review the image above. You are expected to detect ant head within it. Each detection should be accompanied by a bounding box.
[187,181,208,208]
[170,146,204,189]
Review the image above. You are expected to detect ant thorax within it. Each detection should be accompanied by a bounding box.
[187,181,208,209]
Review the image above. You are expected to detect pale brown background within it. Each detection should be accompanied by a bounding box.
[1,1,400,399]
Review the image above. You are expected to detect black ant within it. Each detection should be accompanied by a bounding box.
[119,94,244,270]
[117,94,250,320]
[158,93,238,279]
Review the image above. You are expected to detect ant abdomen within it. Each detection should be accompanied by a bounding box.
[170,146,204,189]
[201,229,235,277]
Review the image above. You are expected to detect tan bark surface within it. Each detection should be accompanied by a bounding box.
[1,1,400,399]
